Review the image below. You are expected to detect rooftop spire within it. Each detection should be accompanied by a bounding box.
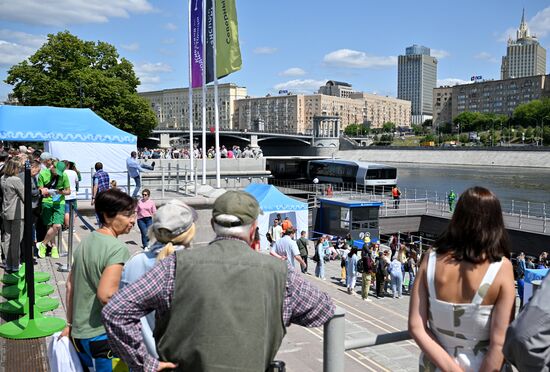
[517,8,530,40]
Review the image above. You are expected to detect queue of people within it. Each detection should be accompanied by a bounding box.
[138,144,263,160]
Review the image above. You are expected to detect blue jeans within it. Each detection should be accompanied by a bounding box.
[315,262,325,279]
[391,273,403,298]
[72,334,119,372]
[132,176,141,198]
[408,272,416,292]
[137,217,153,248]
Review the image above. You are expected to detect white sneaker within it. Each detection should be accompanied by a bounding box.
[364,298,372,302]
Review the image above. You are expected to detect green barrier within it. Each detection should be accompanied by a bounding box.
[1,282,55,300]
[0,310,66,339]
[0,296,59,315]
[1,266,51,285]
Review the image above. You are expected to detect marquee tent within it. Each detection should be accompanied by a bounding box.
[244,184,308,251]
[0,106,137,197]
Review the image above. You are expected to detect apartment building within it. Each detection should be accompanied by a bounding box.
[350,92,411,128]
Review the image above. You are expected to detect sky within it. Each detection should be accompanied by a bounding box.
[0,1,549,102]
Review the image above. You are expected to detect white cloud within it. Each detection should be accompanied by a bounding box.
[136,62,172,73]
[134,62,172,89]
[437,78,473,87]
[162,38,176,45]
[474,52,498,63]
[323,49,397,68]
[0,0,155,26]
[0,30,46,66]
[164,22,178,31]
[253,46,277,55]
[279,67,306,77]
[274,79,327,94]
[431,49,450,59]
[121,42,140,51]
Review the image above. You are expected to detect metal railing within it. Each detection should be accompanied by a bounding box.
[323,307,412,372]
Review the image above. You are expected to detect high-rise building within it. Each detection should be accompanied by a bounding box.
[397,44,438,125]
[139,83,248,130]
[318,80,355,98]
[501,9,546,79]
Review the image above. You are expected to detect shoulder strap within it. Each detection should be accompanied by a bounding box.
[471,260,503,305]
[426,251,437,300]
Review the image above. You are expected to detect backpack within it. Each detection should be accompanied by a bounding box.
[312,250,320,263]
[357,258,364,273]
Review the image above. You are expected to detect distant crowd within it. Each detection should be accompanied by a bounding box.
[138,145,263,160]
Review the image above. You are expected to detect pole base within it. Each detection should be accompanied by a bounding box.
[1,271,51,285]
[0,312,66,339]
[0,296,59,315]
[1,283,55,300]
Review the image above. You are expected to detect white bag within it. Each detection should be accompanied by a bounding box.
[48,332,84,372]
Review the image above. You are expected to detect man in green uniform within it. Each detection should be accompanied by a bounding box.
[36,161,71,258]
[448,189,457,212]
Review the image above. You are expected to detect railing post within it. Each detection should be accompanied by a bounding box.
[414,188,417,200]
[161,166,165,199]
[57,227,63,255]
[519,210,522,230]
[168,163,172,191]
[323,307,345,372]
[176,164,180,193]
[527,201,530,217]
[511,200,515,215]
[419,236,423,252]
[90,167,94,196]
[127,171,131,196]
[397,231,401,245]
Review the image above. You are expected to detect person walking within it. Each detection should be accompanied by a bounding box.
[296,230,309,273]
[102,190,334,372]
[447,189,457,212]
[389,255,403,298]
[126,151,155,198]
[361,247,375,301]
[91,162,109,205]
[345,247,359,295]
[60,189,136,371]
[273,228,306,271]
[135,189,156,249]
[314,236,326,280]
[63,160,80,231]
[409,186,515,371]
[120,199,197,359]
[1,160,24,273]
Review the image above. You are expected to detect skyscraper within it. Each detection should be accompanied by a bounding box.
[397,44,437,125]
[501,9,546,79]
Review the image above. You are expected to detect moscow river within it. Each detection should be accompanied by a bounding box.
[385,162,550,205]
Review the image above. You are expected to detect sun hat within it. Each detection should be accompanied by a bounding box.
[152,200,198,243]
[212,190,262,227]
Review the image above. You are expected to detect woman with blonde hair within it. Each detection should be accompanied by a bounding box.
[120,199,197,358]
[408,186,515,371]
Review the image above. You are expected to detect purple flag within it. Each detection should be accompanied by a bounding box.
[190,0,204,88]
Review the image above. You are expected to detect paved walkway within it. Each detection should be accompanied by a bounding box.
[1,215,419,371]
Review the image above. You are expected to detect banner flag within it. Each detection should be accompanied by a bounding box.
[190,0,204,88]
[205,0,242,83]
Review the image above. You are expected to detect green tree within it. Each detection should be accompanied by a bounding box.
[5,31,157,139]
[382,122,396,134]
[344,123,369,136]
[411,124,423,136]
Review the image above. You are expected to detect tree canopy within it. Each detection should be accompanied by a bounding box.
[5,31,157,139]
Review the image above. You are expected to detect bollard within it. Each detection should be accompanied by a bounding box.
[58,206,75,272]
[323,307,345,372]
[57,227,63,255]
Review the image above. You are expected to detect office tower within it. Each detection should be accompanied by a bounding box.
[501,9,546,79]
[397,44,438,125]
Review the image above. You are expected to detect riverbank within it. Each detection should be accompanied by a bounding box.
[337,147,550,168]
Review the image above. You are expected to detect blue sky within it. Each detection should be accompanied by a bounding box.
[0,1,549,101]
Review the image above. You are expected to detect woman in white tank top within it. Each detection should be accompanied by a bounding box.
[408,186,515,371]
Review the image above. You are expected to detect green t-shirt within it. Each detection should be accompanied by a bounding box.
[37,169,70,205]
[71,232,130,339]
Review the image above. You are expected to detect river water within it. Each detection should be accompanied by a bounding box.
[383,162,550,204]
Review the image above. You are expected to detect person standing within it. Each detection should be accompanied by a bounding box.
[135,189,156,249]
[268,218,283,243]
[361,248,375,302]
[389,256,403,298]
[273,228,306,271]
[101,190,334,371]
[345,247,359,295]
[409,186,515,371]
[516,252,526,309]
[281,216,293,232]
[375,251,387,298]
[407,251,417,293]
[63,160,79,231]
[392,185,401,209]
[448,189,457,212]
[91,162,110,207]
[296,230,309,273]
[126,151,155,198]
[314,236,326,280]
[60,189,136,371]
[1,160,24,273]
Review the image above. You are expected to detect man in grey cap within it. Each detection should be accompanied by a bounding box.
[103,190,335,372]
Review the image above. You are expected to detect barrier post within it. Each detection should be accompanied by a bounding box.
[127,171,131,196]
[161,166,165,199]
[58,205,74,272]
[176,164,180,193]
[323,307,345,372]
[168,163,172,191]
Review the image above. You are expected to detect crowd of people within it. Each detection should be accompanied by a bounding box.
[0,145,82,273]
[138,144,263,160]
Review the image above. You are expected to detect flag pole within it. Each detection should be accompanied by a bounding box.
[201,0,207,185]
[212,0,221,188]
[187,0,194,177]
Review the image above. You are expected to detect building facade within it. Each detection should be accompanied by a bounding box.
[139,83,248,130]
[350,92,411,129]
[397,44,438,125]
[433,74,550,124]
[303,94,365,132]
[318,80,355,98]
[501,10,546,80]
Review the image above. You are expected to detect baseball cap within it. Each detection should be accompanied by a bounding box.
[40,152,53,161]
[212,190,261,227]
[55,161,66,174]
[152,200,198,242]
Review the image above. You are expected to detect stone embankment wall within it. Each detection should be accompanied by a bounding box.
[337,148,550,168]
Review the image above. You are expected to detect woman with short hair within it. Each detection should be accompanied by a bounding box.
[409,186,515,371]
[61,189,136,371]
[1,159,24,273]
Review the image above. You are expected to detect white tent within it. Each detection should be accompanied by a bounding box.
[0,106,137,198]
[244,184,308,251]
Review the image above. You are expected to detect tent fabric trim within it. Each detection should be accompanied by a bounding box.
[0,130,136,144]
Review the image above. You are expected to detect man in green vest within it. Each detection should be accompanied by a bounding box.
[102,190,335,372]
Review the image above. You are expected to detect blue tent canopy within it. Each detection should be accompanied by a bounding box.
[244,184,307,212]
[0,106,136,144]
